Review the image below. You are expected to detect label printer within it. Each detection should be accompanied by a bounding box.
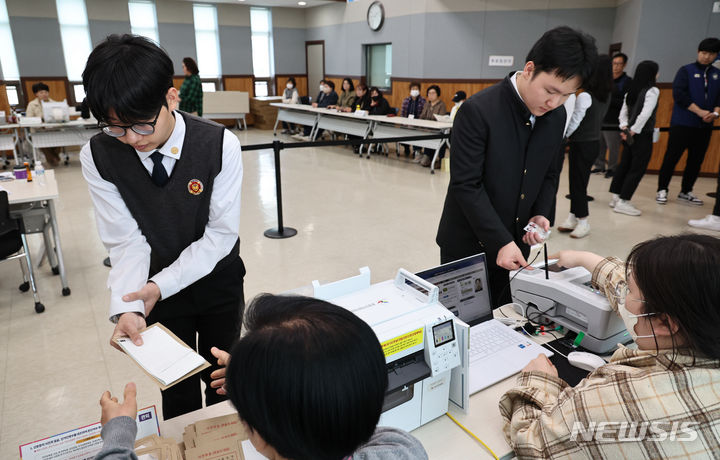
[510,261,631,354]
[313,267,462,433]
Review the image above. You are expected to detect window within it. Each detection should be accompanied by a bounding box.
[128,0,158,44]
[192,4,222,78]
[254,80,268,97]
[201,81,217,92]
[56,0,93,83]
[73,83,85,103]
[0,0,20,81]
[250,7,274,79]
[6,84,19,105]
[366,43,392,90]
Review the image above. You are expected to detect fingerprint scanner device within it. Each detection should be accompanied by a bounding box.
[510,260,631,354]
[312,267,461,433]
[415,254,552,411]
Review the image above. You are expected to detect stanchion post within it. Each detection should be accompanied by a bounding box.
[264,140,298,239]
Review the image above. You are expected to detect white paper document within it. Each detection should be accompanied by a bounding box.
[117,326,206,386]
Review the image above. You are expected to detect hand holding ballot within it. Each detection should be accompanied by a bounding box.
[111,312,147,349]
[209,347,231,396]
[100,382,138,425]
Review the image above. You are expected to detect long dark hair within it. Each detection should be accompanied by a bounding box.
[625,60,658,109]
[183,57,199,75]
[584,54,612,103]
[342,78,354,92]
[627,234,720,362]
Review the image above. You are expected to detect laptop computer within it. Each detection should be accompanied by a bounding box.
[416,253,552,396]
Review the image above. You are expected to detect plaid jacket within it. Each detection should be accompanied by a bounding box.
[499,257,720,459]
[179,74,203,116]
[400,96,425,118]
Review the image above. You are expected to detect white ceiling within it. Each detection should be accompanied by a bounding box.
[184,0,339,7]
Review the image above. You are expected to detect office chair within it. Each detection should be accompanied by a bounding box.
[0,191,45,313]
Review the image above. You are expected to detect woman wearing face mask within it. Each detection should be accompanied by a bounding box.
[280,77,299,134]
[417,85,447,167]
[499,234,720,459]
[369,87,391,116]
[399,83,426,157]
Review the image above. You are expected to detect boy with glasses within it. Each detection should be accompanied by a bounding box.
[80,34,246,419]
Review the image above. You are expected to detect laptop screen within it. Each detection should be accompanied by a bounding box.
[415,254,492,327]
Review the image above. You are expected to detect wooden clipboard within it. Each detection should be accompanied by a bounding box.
[113,322,211,391]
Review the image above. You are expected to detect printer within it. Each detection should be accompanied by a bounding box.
[510,261,631,354]
[313,267,462,433]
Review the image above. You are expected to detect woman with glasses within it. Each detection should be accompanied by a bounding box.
[499,234,720,459]
[79,34,246,419]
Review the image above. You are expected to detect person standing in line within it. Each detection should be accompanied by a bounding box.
[609,60,660,216]
[81,35,246,419]
[656,38,720,206]
[558,54,613,238]
[179,57,203,116]
[436,26,597,308]
[592,52,632,178]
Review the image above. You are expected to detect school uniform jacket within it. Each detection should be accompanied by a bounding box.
[436,76,566,258]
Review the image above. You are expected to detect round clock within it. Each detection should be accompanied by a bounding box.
[367,1,385,31]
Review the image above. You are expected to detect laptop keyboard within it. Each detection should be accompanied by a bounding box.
[469,323,524,361]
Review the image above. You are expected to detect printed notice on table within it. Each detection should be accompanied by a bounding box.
[19,406,159,460]
[115,323,209,388]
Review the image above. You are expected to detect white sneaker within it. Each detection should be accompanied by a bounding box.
[656,189,668,204]
[678,191,704,206]
[412,152,422,163]
[557,213,577,232]
[688,214,720,231]
[613,200,642,216]
[291,133,305,140]
[609,194,619,208]
[570,219,590,238]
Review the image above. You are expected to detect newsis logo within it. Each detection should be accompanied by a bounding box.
[570,421,699,443]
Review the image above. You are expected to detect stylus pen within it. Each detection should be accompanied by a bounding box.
[544,243,549,280]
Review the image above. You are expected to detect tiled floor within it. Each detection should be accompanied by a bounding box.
[1,129,717,458]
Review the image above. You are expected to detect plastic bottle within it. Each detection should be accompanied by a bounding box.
[24,162,33,182]
[34,160,46,186]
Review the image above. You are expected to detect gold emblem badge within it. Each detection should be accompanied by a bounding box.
[188,179,203,195]
[171,147,179,154]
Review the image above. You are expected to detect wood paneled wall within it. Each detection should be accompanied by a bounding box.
[387,78,495,115]
[275,74,308,98]
[324,76,361,99]
[20,77,70,106]
[223,75,254,93]
[0,85,10,116]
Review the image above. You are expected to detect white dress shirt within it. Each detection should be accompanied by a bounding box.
[619,87,660,133]
[80,112,243,320]
[510,72,536,128]
[564,91,592,138]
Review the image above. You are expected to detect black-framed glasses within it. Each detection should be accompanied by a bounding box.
[99,110,161,138]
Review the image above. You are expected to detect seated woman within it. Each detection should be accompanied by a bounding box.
[500,234,720,459]
[280,77,300,134]
[368,87,391,115]
[417,85,447,167]
[95,294,428,460]
[330,78,356,111]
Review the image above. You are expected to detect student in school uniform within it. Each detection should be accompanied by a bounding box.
[80,34,246,419]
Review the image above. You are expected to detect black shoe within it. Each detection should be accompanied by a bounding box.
[103,257,111,268]
[604,170,614,178]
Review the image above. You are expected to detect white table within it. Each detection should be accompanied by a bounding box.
[0,124,19,167]
[21,119,100,164]
[203,113,247,131]
[368,115,452,173]
[3,169,70,296]
[271,102,322,136]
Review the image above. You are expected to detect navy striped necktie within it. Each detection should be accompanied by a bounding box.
[150,151,169,187]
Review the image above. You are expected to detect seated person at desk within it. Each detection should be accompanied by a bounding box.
[417,85,447,167]
[294,80,338,141]
[499,234,720,459]
[369,87,391,116]
[95,294,428,460]
[400,82,426,158]
[329,78,356,111]
[26,82,61,166]
[280,77,299,134]
[346,84,372,154]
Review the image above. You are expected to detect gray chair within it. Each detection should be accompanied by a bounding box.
[0,191,44,313]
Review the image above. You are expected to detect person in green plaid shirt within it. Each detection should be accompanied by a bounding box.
[500,234,720,459]
[179,57,203,116]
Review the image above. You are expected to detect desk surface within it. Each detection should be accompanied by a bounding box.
[1,170,59,203]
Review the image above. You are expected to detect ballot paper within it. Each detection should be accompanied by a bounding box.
[115,324,209,388]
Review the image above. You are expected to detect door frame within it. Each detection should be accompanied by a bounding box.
[305,40,326,96]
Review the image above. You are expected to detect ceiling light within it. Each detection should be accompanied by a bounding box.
[298,1,307,5]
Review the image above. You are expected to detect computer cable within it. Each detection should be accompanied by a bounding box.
[445,412,499,460]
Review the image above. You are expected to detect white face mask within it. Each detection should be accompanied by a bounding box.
[617,299,656,341]
[287,83,294,89]
[410,89,420,98]
[319,85,326,92]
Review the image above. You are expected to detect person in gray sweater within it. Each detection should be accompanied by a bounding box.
[95,294,428,460]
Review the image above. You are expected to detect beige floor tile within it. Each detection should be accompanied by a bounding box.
[0,129,718,456]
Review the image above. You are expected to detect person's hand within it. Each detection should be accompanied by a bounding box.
[522,215,550,246]
[620,131,627,141]
[110,312,147,350]
[628,130,637,137]
[209,347,231,396]
[311,102,318,108]
[99,382,137,426]
[123,282,161,317]
[522,354,558,377]
[550,250,585,269]
[702,111,717,123]
[496,241,529,271]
